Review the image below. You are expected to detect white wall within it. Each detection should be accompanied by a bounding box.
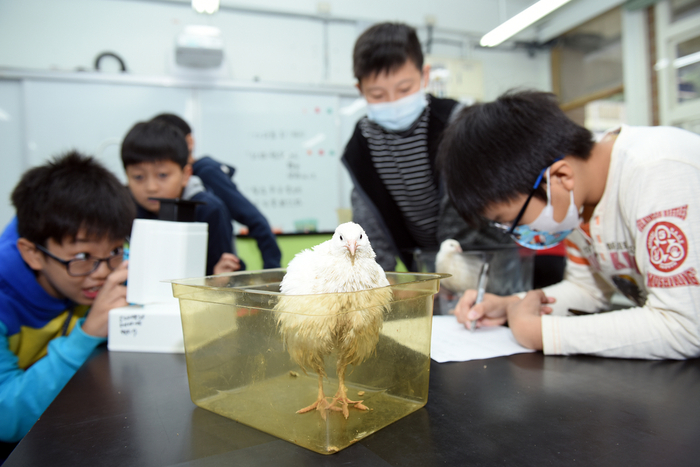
[622,7,651,126]
[0,0,550,95]
[0,0,553,228]
[219,0,538,35]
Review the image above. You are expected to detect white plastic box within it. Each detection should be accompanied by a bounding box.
[126,218,208,305]
[108,218,208,353]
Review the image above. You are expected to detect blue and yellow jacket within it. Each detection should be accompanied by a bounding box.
[0,218,105,443]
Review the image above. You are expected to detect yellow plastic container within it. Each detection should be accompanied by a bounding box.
[170,269,446,455]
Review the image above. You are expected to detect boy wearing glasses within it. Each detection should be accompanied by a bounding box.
[438,90,700,359]
[0,152,135,443]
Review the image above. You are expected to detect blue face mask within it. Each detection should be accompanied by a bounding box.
[366,89,428,131]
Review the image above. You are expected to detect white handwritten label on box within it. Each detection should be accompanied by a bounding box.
[109,304,185,353]
[119,314,145,337]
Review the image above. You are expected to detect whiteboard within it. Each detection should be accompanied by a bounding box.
[0,72,360,232]
[198,90,343,233]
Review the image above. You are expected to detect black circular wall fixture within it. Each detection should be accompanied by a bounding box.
[94,52,127,72]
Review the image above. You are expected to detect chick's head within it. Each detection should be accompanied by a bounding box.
[439,239,463,255]
[332,222,373,259]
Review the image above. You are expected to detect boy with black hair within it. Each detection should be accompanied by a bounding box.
[341,22,515,272]
[0,152,135,443]
[121,120,241,275]
[438,89,700,359]
[151,113,281,269]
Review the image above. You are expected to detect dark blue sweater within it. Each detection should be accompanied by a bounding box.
[192,156,281,269]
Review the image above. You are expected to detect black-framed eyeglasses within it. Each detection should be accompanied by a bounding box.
[493,157,563,236]
[35,243,124,277]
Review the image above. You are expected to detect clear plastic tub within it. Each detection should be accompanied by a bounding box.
[413,246,535,315]
[171,270,446,454]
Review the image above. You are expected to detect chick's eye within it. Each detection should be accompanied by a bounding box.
[339,235,343,241]
[360,234,363,239]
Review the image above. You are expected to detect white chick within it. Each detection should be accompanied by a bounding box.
[276,222,392,419]
[435,239,482,293]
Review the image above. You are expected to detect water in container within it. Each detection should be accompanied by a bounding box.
[171,270,446,454]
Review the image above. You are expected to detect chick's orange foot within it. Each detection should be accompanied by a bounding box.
[296,395,369,420]
[296,396,334,420]
[330,384,369,419]
[329,397,369,419]
[296,384,370,420]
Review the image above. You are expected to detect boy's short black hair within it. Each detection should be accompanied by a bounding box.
[11,151,135,245]
[437,90,595,227]
[353,22,423,82]
[121,120,188,169]
[151,113,191,137]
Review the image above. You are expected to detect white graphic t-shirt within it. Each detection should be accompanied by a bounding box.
[540,125,700,359]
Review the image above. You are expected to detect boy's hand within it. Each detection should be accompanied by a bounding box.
[82,261,129,338]
[506,290,555,350]
[453,290,520,330]
[213,253,242,275]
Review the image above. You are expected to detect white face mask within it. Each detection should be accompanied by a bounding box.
[366,88,428,131]
[527,168,580,233]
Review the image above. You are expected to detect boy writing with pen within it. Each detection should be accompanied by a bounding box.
[438,90,700,359]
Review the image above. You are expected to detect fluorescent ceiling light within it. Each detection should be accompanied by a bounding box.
[480,0,573,47]
[192,0,219,14]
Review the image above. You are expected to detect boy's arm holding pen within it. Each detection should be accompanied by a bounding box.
[453,288,555,349]
[453,291,515,329]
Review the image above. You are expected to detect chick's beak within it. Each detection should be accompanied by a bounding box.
[347,240,357,256]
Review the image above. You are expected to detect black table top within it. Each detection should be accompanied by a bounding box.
[6,347,700,466]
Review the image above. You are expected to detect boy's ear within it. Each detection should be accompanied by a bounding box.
[355,81,363,95]
[422,64,431,88]
[550,159,575,191]
[185,134,195,164]
[17,238,45,271]
[181,163,193,188]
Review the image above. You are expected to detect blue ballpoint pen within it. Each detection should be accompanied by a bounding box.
[471,262,490,332]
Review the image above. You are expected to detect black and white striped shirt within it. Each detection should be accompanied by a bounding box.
[359,100,439,247]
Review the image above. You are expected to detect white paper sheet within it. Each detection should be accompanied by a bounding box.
[430,315,535,363]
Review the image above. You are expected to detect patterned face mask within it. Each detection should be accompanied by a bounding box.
[512,167,580,249]
[494,160,580,250]
[509,223,576,250]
